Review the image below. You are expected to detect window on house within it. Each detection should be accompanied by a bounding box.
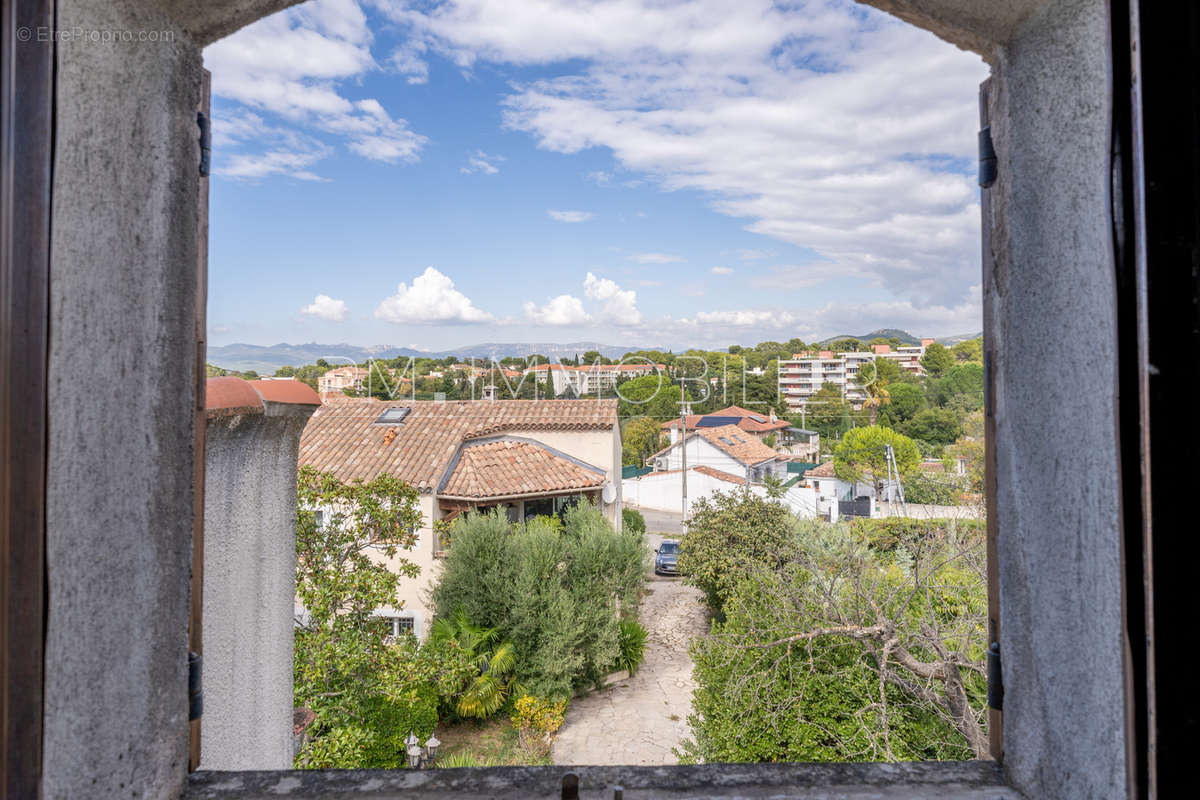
[373,407,410,425]
[386,616,415,638]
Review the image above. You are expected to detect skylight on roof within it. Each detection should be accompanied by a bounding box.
[749,414,767,423]
[375,407,411,425]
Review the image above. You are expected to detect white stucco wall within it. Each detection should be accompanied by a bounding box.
[202,404,315,771]
[624,469,816,519]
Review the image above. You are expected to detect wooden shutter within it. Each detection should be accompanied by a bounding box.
[1,0,54,796]
[189,68,211,772]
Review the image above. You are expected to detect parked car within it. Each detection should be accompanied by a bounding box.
[654,539,681,576]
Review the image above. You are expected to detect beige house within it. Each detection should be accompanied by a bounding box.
[298,398,622,638]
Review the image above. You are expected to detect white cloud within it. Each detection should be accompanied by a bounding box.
[204,0,427,174]
[629,252,685,264]
[585,170,613,185]
[382,0,987,307]
[735,249,774,261]
[696,309,797,328]
[300,294,349,321]
[547,210,594,223]
[711,266,734,275]
[461,150,504,174]
[374,267,496,324]
[523,294,590,326]
[212,110,333,181]
[584,272,641,325]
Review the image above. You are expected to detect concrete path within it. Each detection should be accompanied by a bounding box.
[631,506,686,536]
[552,533,708,766]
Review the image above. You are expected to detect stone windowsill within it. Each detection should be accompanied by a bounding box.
[186,760,1020,799]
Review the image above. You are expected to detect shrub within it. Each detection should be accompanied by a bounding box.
[622,507,646,537]
[615,618,648,674]
[509,694,568,761]
[677,490,801,614]
[681,522,986,764]
[847,517,984,554]
[437,750,499,768]
[901,473,966,505]
[432,506,644,699]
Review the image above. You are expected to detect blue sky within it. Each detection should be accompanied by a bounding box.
[204,0,988,351]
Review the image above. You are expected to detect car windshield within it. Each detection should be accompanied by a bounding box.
[659,542,679,554]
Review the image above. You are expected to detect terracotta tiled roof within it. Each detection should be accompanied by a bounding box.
[299,399,617,493]
[692,464,749,485]
[440,438,606,499]
[661,405,789,434]
[805,461,836,478]
[694,424,782,466]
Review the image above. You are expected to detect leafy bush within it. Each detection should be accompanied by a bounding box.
[681,521,987,764]
[615,618,648,674]
[437,750,499,768]
[901,473,966,505]
[432,506,644,699]
[509,694,569,761]
[429,610,518,720]
[677,490,801,614]
[847,517,984,553]
[622,507,646,537]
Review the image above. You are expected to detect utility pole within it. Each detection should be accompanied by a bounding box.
[680,375,688,522]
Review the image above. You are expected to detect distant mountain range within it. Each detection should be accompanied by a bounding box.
[815,328,983,347]
[209,330,985,372]
[207,341,662,373]
[816,328,923,346]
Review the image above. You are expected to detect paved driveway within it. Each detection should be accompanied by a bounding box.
[551,533,708,766]
[632,506,686,536]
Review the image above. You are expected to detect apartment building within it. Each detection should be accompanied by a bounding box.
[524,361,667,396]
[778,339,934,411]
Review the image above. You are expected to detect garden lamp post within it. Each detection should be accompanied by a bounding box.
[404,731,442,768]
[424,734,441,766]
[405,732,422,769]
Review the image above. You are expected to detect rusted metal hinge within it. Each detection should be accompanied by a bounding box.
[197,111,212,177]
[987,641,1004,711]
[979,125,997,188]
[189,651,203,721]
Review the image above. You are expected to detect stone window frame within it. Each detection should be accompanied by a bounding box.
[9,0,1192,797]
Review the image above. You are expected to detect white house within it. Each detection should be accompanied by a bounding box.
[622,464,817,519]
[298,398,622,638]
[648,423,787,483]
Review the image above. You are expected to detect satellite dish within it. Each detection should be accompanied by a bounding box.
[602,483,617,504]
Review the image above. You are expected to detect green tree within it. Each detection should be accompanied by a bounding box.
[677,491,798,614]
[429,610,518,719]
[920,343,954,377]
[878,382,925,426]
[853,359,892,426]
[951,338,983,363]
[898,408,962,447]
[432,507,644,699]
[622,416,666,466]
[294,467,474,767]
[833,426,920,496]
[616,374,692,421]
[682,520,987,763]
[931,363,984,409]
